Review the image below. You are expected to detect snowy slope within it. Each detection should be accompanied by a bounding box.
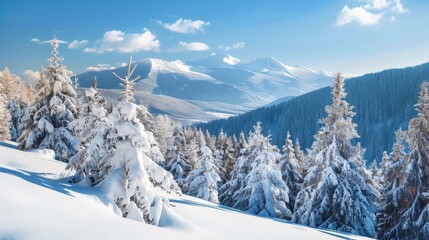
[0,142,372,240]
[76,55,333,122]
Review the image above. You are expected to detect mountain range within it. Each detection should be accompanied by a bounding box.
[77,54,334,122]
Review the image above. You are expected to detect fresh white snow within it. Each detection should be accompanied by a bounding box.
[0,141,372,240]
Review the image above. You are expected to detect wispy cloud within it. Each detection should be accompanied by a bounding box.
[68,40,88,49]
[159,18,209,33]
[84,29,160,54]
[30,38,68,44]
[219,42,246,51]
[85,63,115,72]
[336,0,408,27]
[169,41,209,52]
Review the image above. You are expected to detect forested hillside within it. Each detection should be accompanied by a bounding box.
[198,62,429,162]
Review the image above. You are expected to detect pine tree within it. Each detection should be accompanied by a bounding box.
[166,127,190,185]
[67,77,108,181]
[221,135,236,181]
[293,138,305,174]
[378,129,407,239]
[293,73,377,237]
[219,131,248,206]
[231,122,292,219]
[279,132,303,211]
[183,136,221,203]
[71,57,179,225]
[19,38,78,161]
[381,81,429,239]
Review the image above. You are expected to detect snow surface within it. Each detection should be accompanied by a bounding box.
[0,142,372,240]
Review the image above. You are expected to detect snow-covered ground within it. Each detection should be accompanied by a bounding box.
[0,142,372,240]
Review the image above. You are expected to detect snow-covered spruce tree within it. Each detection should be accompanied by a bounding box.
[154,115,176,157]
[19,38,78,162]
[77,57,179,224]
[293,138,305,174]
[379,150,390,185]
[183,135,221,203]
[66,77,108,181]
[219,131,249,206]
[292,73,377,237]
[136,102,165,167]
[221,135,236,181]
[183,127,199,171]
[377,129,408,239]
[70,77,107,148]
[166,127,191,186]
[279,132,303,210]
[205,129,216,153]
[231,122,292,219]
[381,81,429,239]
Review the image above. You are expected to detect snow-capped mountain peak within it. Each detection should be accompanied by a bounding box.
[223,54,241,65]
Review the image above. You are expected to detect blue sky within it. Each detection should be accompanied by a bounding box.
[0,0,428,81]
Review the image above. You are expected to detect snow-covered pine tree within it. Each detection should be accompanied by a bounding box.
[66,77,108,181]
[70,76,107,148]
[166,127,190,186]
[231,122,292,219]
[381,81,429,239]
[292,73,377,237]
[219,131,249,206]
[377,129,407,239]
[221,135,236,181]
[293,138,305,174]
[137,102,165,167]
[76,57,179,225]
[379,151,389,185]
[279,132,303,210]
[19,38,78,162]
[205,129,216,153]
[183,135,221,203]
[183,127,199,171]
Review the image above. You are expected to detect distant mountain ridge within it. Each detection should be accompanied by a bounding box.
[197,62,429,162]
[77,54,334,122]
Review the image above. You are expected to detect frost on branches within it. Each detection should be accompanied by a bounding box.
[381,81,429,239]
[69,57,179,225]
[293,73,377,237]
[19,38,78,162]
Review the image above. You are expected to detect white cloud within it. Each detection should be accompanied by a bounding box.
[68,40,88,49]
[364,0,390,10]
[30,38,40,43]
[85,29,160,54]
[337,0,408,27]
[169,41,210,52]
[392,0,408,13]
[85,64,115,72]
[21,69,40,85]
[219,42,246,51]
[336,6,383,26]
[160,18,209,33]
